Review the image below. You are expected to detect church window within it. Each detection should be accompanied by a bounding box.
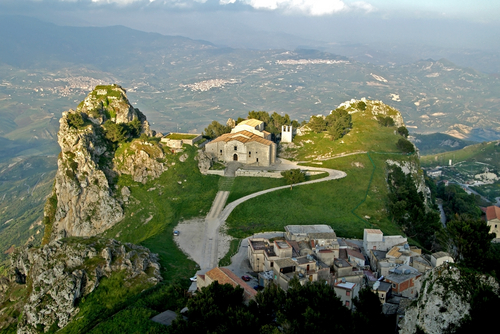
[220,150,222,155]
[249,151,251,157]
[234,146,237,151]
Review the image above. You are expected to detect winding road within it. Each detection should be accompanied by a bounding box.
[175,159,346,285]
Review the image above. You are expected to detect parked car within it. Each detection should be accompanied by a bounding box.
[241,275,252,281]
[190,275,197,282]
[173,230,180,236]
[253,285,264,291]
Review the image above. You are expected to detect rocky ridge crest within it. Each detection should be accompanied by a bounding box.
[51,85,166,239]
[7,237,161,333]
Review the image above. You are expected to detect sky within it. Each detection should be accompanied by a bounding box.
[1,0,500,52]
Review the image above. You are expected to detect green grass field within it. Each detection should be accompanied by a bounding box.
[102,145,219,284]
[288,105,402,161]
[224,103,412,240]
[225,153,407,240]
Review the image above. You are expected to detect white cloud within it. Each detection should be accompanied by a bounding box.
[245,0,346,15]
[220,0,375,16]
[351,1,376,13]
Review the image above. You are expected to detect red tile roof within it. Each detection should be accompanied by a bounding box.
[347,248,365,260]
[205,267,257,300]
[210,130,273,146]
[486,206,500,221]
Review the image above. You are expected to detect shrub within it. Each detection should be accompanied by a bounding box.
[396,138,415,153]
[377,115,395,127]
[67,113,84,128]
[397,126,409,138]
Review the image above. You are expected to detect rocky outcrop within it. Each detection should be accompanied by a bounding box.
[54,112,123,238]
[51,85,162,238]
[11,238,161,333]
[114,140,167,184]
[386,159,430,200]
[400,265,499,334]
[337,98,405,126]
[196,150,213,174]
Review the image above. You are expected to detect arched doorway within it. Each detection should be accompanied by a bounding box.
[233,154,238,161]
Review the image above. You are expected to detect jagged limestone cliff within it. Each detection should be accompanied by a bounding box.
[50,85,166,239]
[400,265,500,333]
[0,85,173,333]
[8,237,161,333]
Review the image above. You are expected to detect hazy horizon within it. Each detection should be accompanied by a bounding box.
[1,0,499,60]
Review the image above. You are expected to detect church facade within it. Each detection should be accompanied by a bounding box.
[205,119,277,166]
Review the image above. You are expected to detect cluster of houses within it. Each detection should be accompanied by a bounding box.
[196,225,454,315]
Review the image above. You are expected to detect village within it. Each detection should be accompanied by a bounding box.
[151,114,500,329]
[188,226,454,321]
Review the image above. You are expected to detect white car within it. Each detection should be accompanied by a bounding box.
[190,275,197,282]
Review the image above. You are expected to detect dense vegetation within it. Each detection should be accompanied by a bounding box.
[247,110,300,139]
[307,108,352,141]
[437,183,482,221]
[170,280,393,334]
[202,120,231,139]
[387,165,441,250]
[203,110,301,141]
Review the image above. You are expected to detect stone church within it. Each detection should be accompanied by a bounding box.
[205,119,277,166]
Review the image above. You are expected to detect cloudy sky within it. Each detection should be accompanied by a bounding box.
[1,0,499,52]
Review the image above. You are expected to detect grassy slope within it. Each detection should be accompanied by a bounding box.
[48,145,219,333]
[226,103,412,239]
[102,145,219,283]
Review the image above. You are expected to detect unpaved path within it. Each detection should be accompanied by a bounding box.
[174,159,347,282]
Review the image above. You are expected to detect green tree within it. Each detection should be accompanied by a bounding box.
[67,112,84,128]
[387,165,441,249]
[203,120,231,139]
[281,169,305,188]
[307,115,326,133]
[397,126,409,138]
[437,183,482,221]
[127,118,142,137]
[377,115,395,127]
[170,282,258,334]
[103,120,127,143]
[445,214,495,269]
[278,278,352,334]
[353,287,386,332]
[396,138,415,153]
[325,108,352,141]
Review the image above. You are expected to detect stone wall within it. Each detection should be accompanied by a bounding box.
[235,170,283,178]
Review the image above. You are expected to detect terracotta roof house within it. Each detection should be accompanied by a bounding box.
[196,267,257,301]
[486,206,500,239]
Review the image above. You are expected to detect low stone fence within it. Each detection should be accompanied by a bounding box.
[161,133,203,148]
[204,170,226,176]
[235,170,283,178]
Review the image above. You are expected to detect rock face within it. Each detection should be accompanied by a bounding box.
[10,238,161,333]
[51,85,162,238]
[399,265,499,334]
[54,114,123,238]
[386,159,430,201]
[114,140,167,184]
[196,150,213,174]
[337,98,405,126]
